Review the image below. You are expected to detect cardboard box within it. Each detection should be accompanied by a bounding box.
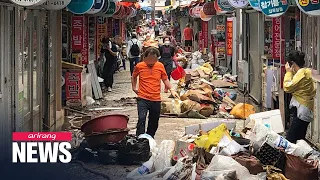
[173,137,196,161]
[185,119,236,135]
[246,109,284,133]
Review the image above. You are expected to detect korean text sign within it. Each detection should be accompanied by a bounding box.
[82,16,89,64]
[202,21,208,48]
[65,72,82,102]
[259,0,289,17]
[226,18,233,56]
[272,17,281,59]
[96,17,107,59]
[71,16,84,51]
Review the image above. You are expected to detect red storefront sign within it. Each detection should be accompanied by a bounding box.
[272,17,281,59]
[72,16,84,51]
[82,16,89,64]
[107,18,113,37]
[65,72,82,104]
[226,18,233,55]
[202,21,208,48]
[121,20,126,40]
[96,17,107,59]
[280,16,285,88]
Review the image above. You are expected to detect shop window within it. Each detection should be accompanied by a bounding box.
[21,10,30,115]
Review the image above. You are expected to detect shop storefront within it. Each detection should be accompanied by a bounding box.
[0,1,59,157]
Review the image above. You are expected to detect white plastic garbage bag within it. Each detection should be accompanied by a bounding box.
[206,155,263,180]
[126,156,155,180]
[201,170,237,180]
[292,140,313,158]
[217,135,246,156]
[154,140,175,172]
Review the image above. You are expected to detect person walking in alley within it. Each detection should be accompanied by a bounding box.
[159,37,176,93]
[182,24,194,52]
[101,37,118,92]
[163,31,177,48]
[154,23,160,37]
[127,33,142,76]
[132,47,179,138]
[284,50,315,143]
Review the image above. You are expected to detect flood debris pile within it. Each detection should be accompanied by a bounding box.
[161,60,254,120]
[125,113,320,180]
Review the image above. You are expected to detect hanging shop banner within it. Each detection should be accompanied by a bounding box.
[228,0,249,8]
[295,0,320,16]
[193,5,203,17]
[248,0,261,10]
[106,0,116,16]
[96,17,107,59]
[272,17,281,59]
[226,18,233,55]
[259,0,289,17]
[218,0,235,11]
[42,0,71,10]
[67,0,95,14]
[121,20,126,40]
[72,16,84,51]
[82,16,89,64]
[215,0,228,14]
[87,0,105,14]
[65,71,82,106]
[202,21,209,48]
[107,17,113,37]
[203,2,216,15]
[10,0,46,6]
[96,0,110,16]
[200,8,213,21]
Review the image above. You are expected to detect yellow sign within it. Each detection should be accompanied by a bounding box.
[299,0,309,6]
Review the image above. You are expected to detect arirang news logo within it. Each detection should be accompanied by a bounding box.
[12,132,72,163]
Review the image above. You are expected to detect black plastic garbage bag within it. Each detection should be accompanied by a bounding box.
[98,143,120,165]
[118,135,150,165]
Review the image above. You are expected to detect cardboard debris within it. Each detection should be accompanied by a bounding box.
[211,80,238,88]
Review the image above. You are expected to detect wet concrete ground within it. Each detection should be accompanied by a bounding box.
[64,62,259,180]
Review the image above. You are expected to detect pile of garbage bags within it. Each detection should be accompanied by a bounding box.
[127,117,320,180]
[161,62,255,119]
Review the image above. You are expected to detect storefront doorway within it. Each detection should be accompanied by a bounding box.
[17,9,54,132]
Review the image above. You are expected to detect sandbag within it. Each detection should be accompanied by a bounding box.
[181,100,202,113]
[230,103,255,119]
[284,154,318,180]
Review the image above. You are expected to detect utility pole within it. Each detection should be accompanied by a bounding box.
[151,0,155,19]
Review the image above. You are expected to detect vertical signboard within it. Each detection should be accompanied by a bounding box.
[226,18,233,55]
[202,21,208,48]
[107,17,113,37]
[114,19,120,36]
[72,16,84,52]
[280,16,285,88]
[199,31,204,50]
[96,17,107,59]
[82,16,89,64]
[65,71,82,106]
[272,17,281,59]
[121,20,126,39]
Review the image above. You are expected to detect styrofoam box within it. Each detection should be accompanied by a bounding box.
[245,109,284,134]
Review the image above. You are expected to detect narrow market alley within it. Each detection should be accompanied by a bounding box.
[63,63,257,180]
[1,0,320,179]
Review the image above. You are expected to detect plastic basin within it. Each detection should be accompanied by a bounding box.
[81,114,129,135]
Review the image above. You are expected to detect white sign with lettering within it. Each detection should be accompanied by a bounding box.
[10,0,46,6]
[42,0,71,10]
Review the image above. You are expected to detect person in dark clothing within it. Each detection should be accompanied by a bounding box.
[101,37,118,92]
[159,37,175,93]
